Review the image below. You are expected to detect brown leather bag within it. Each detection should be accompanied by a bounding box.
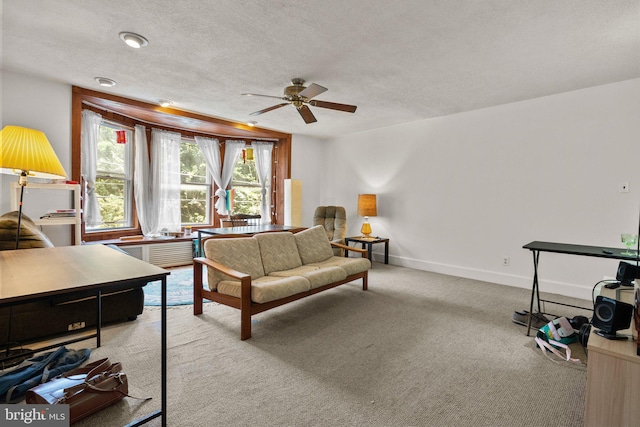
[26,358,142,424]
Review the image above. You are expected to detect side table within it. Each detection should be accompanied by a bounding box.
[344,236,389,265]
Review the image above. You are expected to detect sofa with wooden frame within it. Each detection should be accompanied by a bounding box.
[193,225,371,340]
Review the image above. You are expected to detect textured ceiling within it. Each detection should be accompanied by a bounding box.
[2,0,639,138]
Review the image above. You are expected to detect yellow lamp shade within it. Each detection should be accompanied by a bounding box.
[357,194,377,217]
[0,125,67,179]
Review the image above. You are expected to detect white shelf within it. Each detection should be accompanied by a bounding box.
[10,182,82,245]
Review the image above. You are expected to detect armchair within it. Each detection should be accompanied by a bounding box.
[313,206,347,256]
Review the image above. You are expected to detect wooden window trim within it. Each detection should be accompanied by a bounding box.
[71,86,292,242]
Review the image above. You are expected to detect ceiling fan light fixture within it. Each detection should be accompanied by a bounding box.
[158,99,173,107]
[247,121,257,126]
[243,78,356,124]
[119,32,149,49]
[95,77,116,87]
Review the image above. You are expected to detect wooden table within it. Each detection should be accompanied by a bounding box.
[584,332,640,427]
[0,245,169,427]
[344,236,390,265]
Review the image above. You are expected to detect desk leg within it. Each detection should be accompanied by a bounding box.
[125,277,167,427]
[96,290,102,347]
[197,231,203,257]
[527,250,541,336]
[161,276,167,426]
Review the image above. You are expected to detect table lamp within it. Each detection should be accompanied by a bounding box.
[357,194,377,238]
[0,125,67,249]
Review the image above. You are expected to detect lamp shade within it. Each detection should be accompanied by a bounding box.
[0,125,67,179]
[357,194,377,217]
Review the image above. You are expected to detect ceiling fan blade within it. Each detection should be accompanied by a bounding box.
[249,103,289,116]
[298,83,327,100]
[242,93,285,100]
[297,105,317,124]
[310,100,357,113]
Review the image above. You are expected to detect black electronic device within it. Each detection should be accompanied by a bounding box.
[616,261,640,286]
[592,295,634,340]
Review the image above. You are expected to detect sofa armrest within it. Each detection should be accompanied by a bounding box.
[193,257,253,339]
[331,242,368,258]
[193,256,251,281]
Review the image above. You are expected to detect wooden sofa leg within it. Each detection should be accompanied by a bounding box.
[363,271,368,291]
[240,277,252,340]
[193,262,203,315]
[241,308,251,340]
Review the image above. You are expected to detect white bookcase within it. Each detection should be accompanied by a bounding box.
[10,182,82,245]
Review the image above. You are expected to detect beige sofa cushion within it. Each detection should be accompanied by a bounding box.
[204,237,265,291]
[294,225,334,264]
[269,265,347,289]
[309,256,371,276]
[254,232,302,274]
[218,275,311,303]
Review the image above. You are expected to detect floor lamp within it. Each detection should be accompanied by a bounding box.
[0,125,66,366]
[0,125,67,249]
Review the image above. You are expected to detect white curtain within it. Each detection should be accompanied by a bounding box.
[81,110,103,227]
[195,138,244,215]
[194,136,224,214]
[151,129,182,232]
[220,140,246,214]
[133,125,156,235]
[252,141,273,224]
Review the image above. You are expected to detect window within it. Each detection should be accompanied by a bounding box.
[87,122,133,230]
[180,140,210,225]
[231,149,266,216]
[73,87,291,242]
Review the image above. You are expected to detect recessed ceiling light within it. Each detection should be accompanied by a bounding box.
[119,32,149,48]
[158,99,173,107]
[95,77,116,87]
[247,121,257,127]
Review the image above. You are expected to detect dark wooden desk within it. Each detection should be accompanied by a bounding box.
[196,224,304,256]
[522,241,639,336]
[344,236,390,265]
[0,245,169,427]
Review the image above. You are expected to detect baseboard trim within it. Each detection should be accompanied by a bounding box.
[376,253,593,301]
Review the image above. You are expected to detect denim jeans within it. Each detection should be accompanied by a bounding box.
[0,346,91,403]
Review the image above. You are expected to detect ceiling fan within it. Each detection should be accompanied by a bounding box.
[242,78,357,124]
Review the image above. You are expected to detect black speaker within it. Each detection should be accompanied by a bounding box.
[592,295,633,340]
[616,261,640,286]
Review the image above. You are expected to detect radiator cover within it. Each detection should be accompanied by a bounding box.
[119,241,193,267]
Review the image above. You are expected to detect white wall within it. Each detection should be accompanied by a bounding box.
[1,70,73,245]
[321,79,640,300]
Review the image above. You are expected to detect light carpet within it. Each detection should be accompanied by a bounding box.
[68,263,589,427]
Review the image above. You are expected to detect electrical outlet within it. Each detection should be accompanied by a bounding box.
[502,257,510,266]
[68,321,85,331]
[619,182,630,193]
